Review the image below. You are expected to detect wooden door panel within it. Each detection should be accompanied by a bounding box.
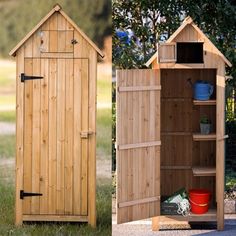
[116,69,161,224]
[39,58,49,214]
[23,58,89,216]
[23,58,33,214]
[41,30,74,53]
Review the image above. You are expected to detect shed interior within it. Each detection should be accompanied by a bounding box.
[160,69,217,213]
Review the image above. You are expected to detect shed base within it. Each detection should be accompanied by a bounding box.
[22,214,88,222]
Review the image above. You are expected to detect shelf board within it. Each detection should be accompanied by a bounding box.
[193,100,216,105]
[193,133,216,141]
[161,209,216,222]
[192,167,216,176]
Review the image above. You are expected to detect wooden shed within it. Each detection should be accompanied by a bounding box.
[10,4,104,226]
[116,16,232,230]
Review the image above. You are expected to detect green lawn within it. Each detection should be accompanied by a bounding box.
[97,79,111,105]
[97,108,111,159]
[0,110,16,122]
[0,61,15,88]
[0,135,15,159]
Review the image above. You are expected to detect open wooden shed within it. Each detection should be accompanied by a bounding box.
[10,4,103,226]
[116,16,232,230]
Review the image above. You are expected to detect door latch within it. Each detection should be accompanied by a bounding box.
[80,131,94,139]
[71,39,78,45]
[21,73,44,83]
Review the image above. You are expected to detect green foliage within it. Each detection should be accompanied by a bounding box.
[112,0,236,85]
[0,0,111,57]
[97,108,111,159]
[200,115,211,124]
[112,0,185,68]
[0,111,15,122]
[0,135,15,159]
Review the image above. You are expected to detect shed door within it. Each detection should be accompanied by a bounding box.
[22,58,89,216]
[116,69,161,224]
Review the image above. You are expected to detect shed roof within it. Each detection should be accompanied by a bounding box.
[9,4,104,57]
[145,16,232,67]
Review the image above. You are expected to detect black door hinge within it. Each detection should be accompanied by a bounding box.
[20,190,43,199]
[21,73,44,83]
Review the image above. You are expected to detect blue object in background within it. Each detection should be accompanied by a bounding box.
[194,80,214,100]
[116,30,131,44]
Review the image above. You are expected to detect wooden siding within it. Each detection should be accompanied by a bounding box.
[15,9,97,227]
[116,69,161,224]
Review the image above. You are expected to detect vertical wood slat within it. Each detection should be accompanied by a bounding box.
[56,58,66,214]
[73,59,82,215]
[81,59,89,215]
[116,69,161,224]
[31,58,41,214]
[15,47,25,225]
[57,13,66,30]
[49,12,58,30]
[64,59,74,214]
[49,31,58,52]
[216,61,225,230]
[58,31,66,52]
[40,58,49,214]
[87,50,97,226]
[40,31,49,53]
[48,58,57,214]
[23,58,33,214]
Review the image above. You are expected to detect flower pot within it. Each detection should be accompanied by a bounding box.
[200,123,211,134]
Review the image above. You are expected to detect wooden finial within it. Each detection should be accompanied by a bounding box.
[53,4,62,11]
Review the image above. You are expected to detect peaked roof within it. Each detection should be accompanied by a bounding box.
[9,4,104,57]
[145,16,232,67]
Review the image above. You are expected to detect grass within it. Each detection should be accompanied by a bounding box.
[0,61,15,88]
[97,108,111,159]
[0,110,16,122]
[97,79,111,105]
[0,135,15,159]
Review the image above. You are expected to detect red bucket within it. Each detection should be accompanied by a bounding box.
[189,189,211,214]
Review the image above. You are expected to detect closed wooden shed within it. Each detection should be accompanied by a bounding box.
[10,4,104,226]
[116,16,231,231]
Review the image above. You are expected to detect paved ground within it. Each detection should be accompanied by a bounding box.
[112,214,236,236]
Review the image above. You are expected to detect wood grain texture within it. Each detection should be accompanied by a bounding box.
[64,58,74,215]
[15,47,25,225]
[56,58,66,214]
[116,69,161,224]
[31,58,41,214]
[40,58,49,214]
[14,7,98,225]
[48,58,57,214]
[87,50,97,227]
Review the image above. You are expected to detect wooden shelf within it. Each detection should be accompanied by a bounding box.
[193,100,216,105]
[192,167,216,176]
[193,133,216,141]
[161,209,216,222]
